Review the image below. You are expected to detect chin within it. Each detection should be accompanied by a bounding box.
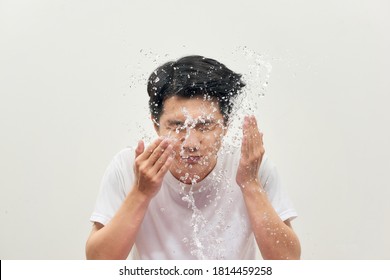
[173,163,210,183]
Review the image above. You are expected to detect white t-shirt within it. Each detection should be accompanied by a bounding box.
[90,144,297,260]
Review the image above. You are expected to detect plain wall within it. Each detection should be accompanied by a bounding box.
[1,0,389,259]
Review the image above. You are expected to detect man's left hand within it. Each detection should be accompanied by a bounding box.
[236,115,265,192]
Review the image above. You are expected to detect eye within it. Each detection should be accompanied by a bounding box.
[170,122,185,133]
[175,125,186,133]
[166,122,183,132]
[197,122,214,132]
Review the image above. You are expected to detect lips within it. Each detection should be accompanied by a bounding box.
[181,156,202,164]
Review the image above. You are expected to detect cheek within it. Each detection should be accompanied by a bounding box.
[168,130,186,141]
[172,142,182,158]
[158,128,171,137]
[205,132,224,152]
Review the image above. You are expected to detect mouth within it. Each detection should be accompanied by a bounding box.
[181,156,203,164]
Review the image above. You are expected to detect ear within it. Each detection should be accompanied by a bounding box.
[151,116,160,135]
[221,119,229,136]
[223,125,228,136]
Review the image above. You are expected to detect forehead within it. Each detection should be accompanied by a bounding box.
[160,96,222,121]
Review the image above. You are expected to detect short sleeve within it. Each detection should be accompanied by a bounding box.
[90,148,134,225]
[259,156,298,222]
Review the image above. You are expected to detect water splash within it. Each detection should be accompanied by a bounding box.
[224,46,273,148]
[126,49,173,142]
[178,167,231,259]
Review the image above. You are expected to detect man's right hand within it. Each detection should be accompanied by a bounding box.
[133,137,174,199]
[86,137,174,260]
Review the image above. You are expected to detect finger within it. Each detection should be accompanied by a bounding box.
[250,115,260,153]
[250,116,265,158]
[254,117,264,148]
[156,154,174,177]
[241,116,250,158]
[246,115,256,155]
[135,140,145,159]
[252,115,259,135]
[152,143,174,173]
[148,138,171,166]
[137,137,164,161]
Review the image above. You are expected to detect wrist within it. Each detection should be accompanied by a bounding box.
[239,179,265,195]
[127,186,153,207]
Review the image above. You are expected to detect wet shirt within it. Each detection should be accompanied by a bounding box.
[90,145,297,259]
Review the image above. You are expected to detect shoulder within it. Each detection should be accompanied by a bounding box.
[219,143,276,191]
[113,147,135,165]
[114,146,134,161]
[219,143,273,173]
[106,146,136,173]
[102,147,136,190]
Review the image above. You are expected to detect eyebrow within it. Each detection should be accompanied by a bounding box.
[166,120,185,126]
[166,118,216,126]
[197,119,216,125]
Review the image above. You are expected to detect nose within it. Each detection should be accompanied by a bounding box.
[181,128,201,152]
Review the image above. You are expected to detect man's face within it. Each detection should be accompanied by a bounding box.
[155,95,227,184]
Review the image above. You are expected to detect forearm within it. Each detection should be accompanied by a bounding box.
[86,187,150,260]
[242,182,301,260]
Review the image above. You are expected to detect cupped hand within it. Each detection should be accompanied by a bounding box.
[236,115,265,191]
[133,137,174,198]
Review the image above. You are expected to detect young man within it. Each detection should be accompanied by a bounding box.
[86,55,301,260]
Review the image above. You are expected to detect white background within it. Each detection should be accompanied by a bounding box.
[1,0,389,259]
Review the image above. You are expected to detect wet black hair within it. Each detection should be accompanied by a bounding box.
[147,55,245,124]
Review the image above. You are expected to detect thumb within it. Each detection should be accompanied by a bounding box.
[135,140,144,158]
